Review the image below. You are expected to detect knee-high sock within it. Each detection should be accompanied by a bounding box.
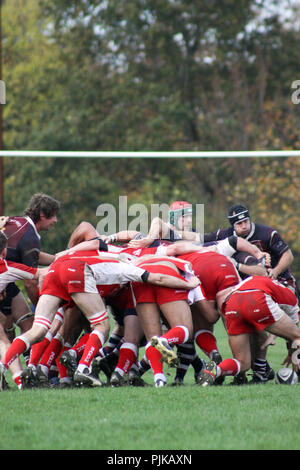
[195,329,218,358]
[56,343,72,380]
[145,343,163,375]
[215,358,240,377]
[28,332,53,367]
[39,335,64,370]
[2,336,30,369]
[115,342,137,376]
[78,330,104,369]
[162,325,189,346]
[72,333,90,358]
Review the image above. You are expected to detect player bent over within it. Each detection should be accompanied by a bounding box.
[0,250,199,389]
[131,255,208,387]
[197,276,300,386]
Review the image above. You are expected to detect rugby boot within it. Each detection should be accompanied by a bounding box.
[229,371,248,386]
[150,336,179,368]
[171,376,184,386]
[128,368,146,387]
[59,349,78,377]
[91,353,118,381]
[21,365,37,389]
[74,366,104,387]
[210,351,225,385]
[154,378,167,387]
[194,358,207,384]
[266,362,275,381]
[110,371,126,387]
[248,371,268,385]
[210,350,222,364]
[197,361,217,387]
[0,362,6,391]
[36,364,50,387]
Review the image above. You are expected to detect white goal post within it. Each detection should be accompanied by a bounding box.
[0,150,300,158]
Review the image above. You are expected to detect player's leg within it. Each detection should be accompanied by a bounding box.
[197,333,250,387]
[0,294,61,389]
[136,302,168,386]
[148,300,192,380]
[0,312,23,389]
[249,330,275,384]
[11,291,34,334]
[110,313,144,386]
[71,292,110,386]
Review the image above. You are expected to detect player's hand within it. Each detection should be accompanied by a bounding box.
[261,252,271,267]
[128,237,154,248]
[267,268,279,279]
[37,267,49,289]
[261,333,276,350]
[186,276,200,290]
[55,250,69,259]
[282,354,292,367]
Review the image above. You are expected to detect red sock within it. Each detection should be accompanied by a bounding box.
[56,345,71,379]
[3,336,29,369]
[39,336,64,369]
[162,325,189,346]
[116,343,137,374]
[72,333,90,357]
[217,358,240,377]
[195,330,218,357]
[28,333,52,367]
[145,344,163,375]
[78,331,104,368]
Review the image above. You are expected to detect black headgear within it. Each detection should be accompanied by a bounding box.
[227,204,250,226]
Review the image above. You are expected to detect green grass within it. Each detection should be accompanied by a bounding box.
[1,321,300,451]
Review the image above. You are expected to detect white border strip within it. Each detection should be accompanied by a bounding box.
[0,150,300,158]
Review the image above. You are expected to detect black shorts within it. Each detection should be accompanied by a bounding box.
[0,283,20,316]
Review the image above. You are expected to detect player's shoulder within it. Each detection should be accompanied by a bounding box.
[204,226,233,242]
[252,222,277,239]
[5,216,28,228]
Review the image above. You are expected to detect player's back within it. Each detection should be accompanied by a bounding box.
[3,216,40,266]
[179,251,240,300]
[235,276,298,306]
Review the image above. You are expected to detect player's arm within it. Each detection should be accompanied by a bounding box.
[128,217,166,248]
[235,237,266,260]
[268,249,294,279]
[148,217,201,243]
[237,261,267,277]
[216,236,269,265]
[18,235,40,306]
[165,241,216,256]
[105,230,140,243]
[55,238,102,259]
[5,260,38,280]
[144,271,200,290]
[118,261,200,290]
[67,221,99,248]
[39,251,55,265]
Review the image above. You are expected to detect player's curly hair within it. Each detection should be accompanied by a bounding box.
[23,193,60,223]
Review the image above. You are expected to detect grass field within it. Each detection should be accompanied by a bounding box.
[1,321,300,452]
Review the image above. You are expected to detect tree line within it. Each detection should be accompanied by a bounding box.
[2,0,300,277]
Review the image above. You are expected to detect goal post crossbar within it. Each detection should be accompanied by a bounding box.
[0,150,300,158]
